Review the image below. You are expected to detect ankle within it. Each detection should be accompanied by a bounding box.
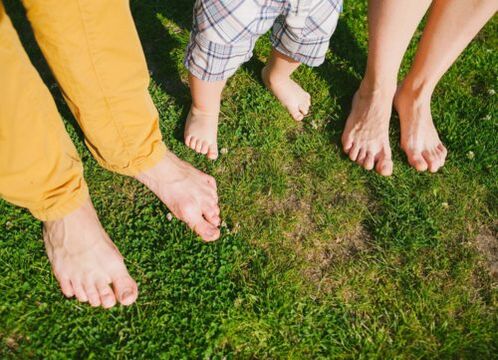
[360,73,397,94]
[262,66,291,86]
[190,103,220,116]
[358,76,397,99]
[397,77,434,103]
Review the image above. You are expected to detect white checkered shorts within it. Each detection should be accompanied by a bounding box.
[185,0,343,82]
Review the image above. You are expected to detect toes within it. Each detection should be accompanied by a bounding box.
[194,218,221,242]
[376,157,393,176]
[207,144,219,160]
[298,103,310,116]
[112,275,138,306]
[97,281,117,309]
[188,137,197,151]
[363,152,375,171]
[356,148,367,165]
[291,111,304,121]
[58,277,74,298]
[204,205,221,227]
[179,200,220,241]
[349,144,361,161]
[437,143,448,167]
[422,150,440,173]
[72,281,88,303]
[199,141,209,155]
[407,151,428,172]
[184,135,192,147]
[195,140,204,153]
[438,143,448,159]
[83,281,101,307]
[342,134,353,153]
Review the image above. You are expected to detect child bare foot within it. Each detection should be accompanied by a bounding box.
[184,107,219,160]
[135,150,221,241]
[342,83,395,176]
[43,199,138,308]
[394,84,447,173]
[262,65,311,121]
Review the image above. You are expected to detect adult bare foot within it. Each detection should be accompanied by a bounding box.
[262,66,311,121]
[342,83,395,176]
[394,84,447,173]
[184,106,219,160]
[135,150,221,242]
[43,199,138,308]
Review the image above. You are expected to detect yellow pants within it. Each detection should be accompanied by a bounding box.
[0,1,166,221]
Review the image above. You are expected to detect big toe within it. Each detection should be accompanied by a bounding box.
[207,144,219,160]
[376,157,393,176]
[291,110,305,121]
[298,102,310,116]
[195,218,221,242]
[112,275,138,306]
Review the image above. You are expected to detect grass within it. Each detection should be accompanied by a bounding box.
[1,0,497,358]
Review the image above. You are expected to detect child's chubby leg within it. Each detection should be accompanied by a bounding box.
[183,0,276,159]
[185,73,226,160]
[266,0,342,121]
[262,50,311,121]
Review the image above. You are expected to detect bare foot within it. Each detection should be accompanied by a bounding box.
[135,150,221,241]
[394,84,447,173]
[43,199,138,308]
[342,84,395,176]
[184,107,219,160]
[262,66,311,121]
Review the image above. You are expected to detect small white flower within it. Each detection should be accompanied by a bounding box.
[466,151,475,160]
[488,89,496,95]
[441,202,449,209]
[166,212,173,221]
[220,148,228,155]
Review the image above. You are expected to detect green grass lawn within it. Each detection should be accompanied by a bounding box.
[1,0,497,358]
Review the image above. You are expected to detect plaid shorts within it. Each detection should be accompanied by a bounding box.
[185,0,343,82]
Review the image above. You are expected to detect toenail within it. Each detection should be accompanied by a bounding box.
[121,290,133,300]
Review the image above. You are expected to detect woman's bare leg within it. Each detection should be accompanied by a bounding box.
[342,0,432,175]
[395,0,497,172]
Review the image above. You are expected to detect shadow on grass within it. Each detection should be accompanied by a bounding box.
[132,0,194,142]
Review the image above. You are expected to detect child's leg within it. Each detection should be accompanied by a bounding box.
[266,0,342,121]
[184,0,281,159]
[185,73,226,160]
[395,0,497,173]
[262,49,311,121]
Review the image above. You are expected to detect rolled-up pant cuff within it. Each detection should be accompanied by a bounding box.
[96,140,168,177]
[29,182,90,222]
